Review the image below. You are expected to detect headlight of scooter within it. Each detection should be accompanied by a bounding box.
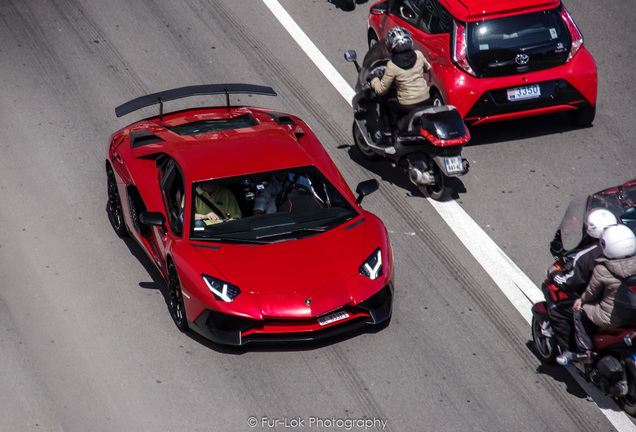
[359,248,383,280]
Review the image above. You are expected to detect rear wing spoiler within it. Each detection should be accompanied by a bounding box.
[115,83,277,118]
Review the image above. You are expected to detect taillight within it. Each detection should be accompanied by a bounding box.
[420,128,471,147]
[560,5,583,63]
[452,20,476,76]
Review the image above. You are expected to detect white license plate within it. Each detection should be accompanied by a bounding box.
[445,155,463,175]
[507,84,541,101]
[317,311,350,326]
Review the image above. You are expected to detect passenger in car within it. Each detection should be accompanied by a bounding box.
[193,181,242,226]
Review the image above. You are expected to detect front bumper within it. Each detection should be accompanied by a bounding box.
[189,283,393,346]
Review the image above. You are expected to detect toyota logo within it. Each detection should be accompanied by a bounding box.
[515,54,530,65]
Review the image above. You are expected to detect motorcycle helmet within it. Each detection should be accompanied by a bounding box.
[385,27,413,53]
[585,208,618,239]
[600,224,636,259]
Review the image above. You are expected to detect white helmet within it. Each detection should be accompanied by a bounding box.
[585,208,618,239]
[600,224,636,259]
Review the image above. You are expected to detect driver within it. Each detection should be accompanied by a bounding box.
[253,172,312,215]
[546,208,617,364]
[369,27,432,146]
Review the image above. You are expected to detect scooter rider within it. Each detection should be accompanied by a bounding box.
[546,208,617,361]
[369,27,432,146]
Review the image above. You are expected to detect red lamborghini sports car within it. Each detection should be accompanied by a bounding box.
[106,84,394,346]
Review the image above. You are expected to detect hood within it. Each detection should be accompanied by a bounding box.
[194,221,367,294]
[602,254,636,279]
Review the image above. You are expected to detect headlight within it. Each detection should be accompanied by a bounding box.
[359,248,383,280]
[202,274,241,302]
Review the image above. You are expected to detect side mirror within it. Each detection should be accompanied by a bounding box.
[622,207,636,224]
[344,50,357,63]
[355,179,379,205]
[371,1,389,14]
[139,211,166,227]
[549,230,564,259]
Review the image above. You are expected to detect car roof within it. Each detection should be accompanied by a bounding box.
[448,0,560,21]
[126,106,330,184]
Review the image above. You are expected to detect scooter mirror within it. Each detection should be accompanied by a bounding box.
[344,50,357,63]
[550,230,564,258]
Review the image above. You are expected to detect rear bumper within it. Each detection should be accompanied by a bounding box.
[189,283,393,346]
[464,79,594,126]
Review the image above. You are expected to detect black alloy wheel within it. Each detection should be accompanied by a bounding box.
[106,164,128,238]
[168,261,189,331]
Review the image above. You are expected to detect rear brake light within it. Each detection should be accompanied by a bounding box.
[452,21,476,77]
[560,5,583,63]
[420,128,471,147]
[629,286,636,294]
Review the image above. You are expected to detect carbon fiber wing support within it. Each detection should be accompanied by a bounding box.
[115,83,277,118]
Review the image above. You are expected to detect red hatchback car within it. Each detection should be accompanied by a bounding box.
[106,84,393,346]
[367,0,597,126]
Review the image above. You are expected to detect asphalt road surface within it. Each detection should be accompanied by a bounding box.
[1,0,635,431]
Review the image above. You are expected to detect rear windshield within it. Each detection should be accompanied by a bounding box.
[466,8,570,77]
[166,113,258,136]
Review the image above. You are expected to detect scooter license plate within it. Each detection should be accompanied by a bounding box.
[445,156,463,175]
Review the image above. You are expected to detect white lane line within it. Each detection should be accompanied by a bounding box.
[261,1,636,430]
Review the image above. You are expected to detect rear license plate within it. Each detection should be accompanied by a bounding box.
[507,84,541,101]
[317,311,349,326]
[445,156,463,175]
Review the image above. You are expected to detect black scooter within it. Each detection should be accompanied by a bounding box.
[344,43,469,200]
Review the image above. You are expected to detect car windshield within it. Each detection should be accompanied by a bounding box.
[558,183,636,252]
[466,8,569,77]
[189,166,359,243]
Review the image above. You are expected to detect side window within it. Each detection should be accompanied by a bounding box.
[394,0,423,27]
[159,158,185,237]
[421,0,452,34]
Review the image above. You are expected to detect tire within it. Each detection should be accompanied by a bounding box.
[430,89,444,107]
[426,163,453,201]
[619,366,636,416]
[368,31,379,48]
[168,261,189,332]
[352,120,380,161]
[568,106,595,127]
[106,164,128,238]
[531,315,558,365]
[343,0,355,11]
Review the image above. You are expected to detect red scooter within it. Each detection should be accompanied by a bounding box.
[531,180,636,415]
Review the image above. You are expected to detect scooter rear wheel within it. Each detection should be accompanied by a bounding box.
[620,368,636,416]
[426,163,453,200]
[531,315,558,365]
[352,121,380,161]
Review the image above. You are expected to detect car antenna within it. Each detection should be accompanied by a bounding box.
[224,88,231,113]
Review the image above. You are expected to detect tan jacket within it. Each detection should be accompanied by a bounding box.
[370,50,431,106]
[581,254,636,327]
